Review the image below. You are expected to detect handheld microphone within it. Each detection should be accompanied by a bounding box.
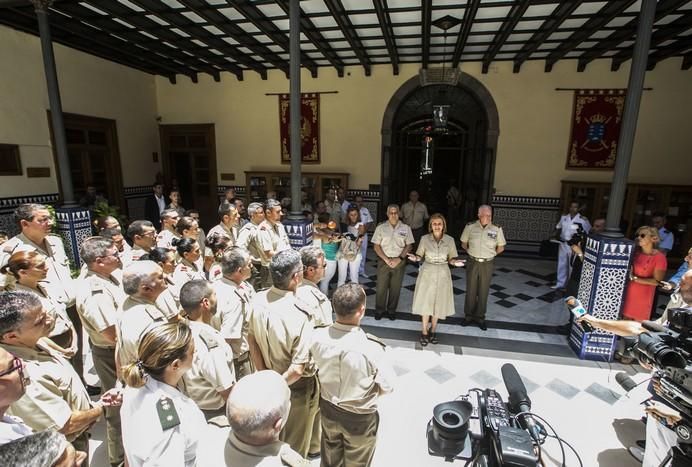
[501,363,541,441]
[615,372,638,393]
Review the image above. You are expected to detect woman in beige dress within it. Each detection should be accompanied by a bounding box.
[408,214,464,346]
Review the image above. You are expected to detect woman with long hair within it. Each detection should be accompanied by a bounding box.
[1,251,77,358]
[120,322,206,466]
[621,225,667,322]
[408,214,465,346]
[337,206,366,286]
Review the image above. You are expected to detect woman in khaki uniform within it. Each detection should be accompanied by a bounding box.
[408,214,465,346]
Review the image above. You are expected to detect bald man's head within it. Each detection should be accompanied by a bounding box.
[680,270,692,306]
[226,370,290,445]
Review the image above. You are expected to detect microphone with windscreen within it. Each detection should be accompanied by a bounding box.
[615,372,638,393]
[501,363,541,441]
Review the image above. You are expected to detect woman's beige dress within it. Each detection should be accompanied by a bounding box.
[411,234,458,319]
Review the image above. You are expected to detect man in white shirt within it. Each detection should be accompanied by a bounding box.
[652,213,674,255]
[553,201,591,291]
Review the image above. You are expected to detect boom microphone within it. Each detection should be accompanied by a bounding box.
[501,363,541,441]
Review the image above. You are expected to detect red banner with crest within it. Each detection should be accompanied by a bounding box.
[566,89,625,169]
[279,93,320,164]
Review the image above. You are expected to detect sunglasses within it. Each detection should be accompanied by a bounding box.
[638,233,649,238]
[0,354,23,378]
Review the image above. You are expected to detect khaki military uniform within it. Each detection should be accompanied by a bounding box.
[207,222,237,246]
[171,259,205,300]
[371,221,414,317]
[223,431,311,466]
[211,278,254,379]
[2,342,94,449]
[13,283,76,353]
[400,201,429,242]
[249,287,319,457]
[156,229,180,250]
[121,377,207,467]
[75,270,126,465]
[237,221,269,290]
[411,234,459,319]
[311,323,395,467]
[460,220,506,321]
[121,244,148,266]
[156,284,182,319]
[116,296,170,368]
[181,321,236,418]
[296,279,334,327]
[208,261,223,282]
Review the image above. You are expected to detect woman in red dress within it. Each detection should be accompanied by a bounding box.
[621,226,667,321]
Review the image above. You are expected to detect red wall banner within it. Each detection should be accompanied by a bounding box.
[566,89,625,169]
[279,93,320,164]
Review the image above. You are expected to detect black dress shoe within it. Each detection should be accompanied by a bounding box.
[478,320,488,331]
[460,318,472,327]
[388,312,396,321]
[374,313,383,321]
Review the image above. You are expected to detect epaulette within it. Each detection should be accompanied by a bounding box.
[293,301,313,319]
[466,221,475,226]
[91,288,104,295]
[366,332,387,349]
[156,396,180,430]
[233,289,247,303]
[179,265,188,271]
[2,238,20,254]
[279,445,311,467]
[313,323,330,329]
[198,327,219,350]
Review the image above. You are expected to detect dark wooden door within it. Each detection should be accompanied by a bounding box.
[159,124,218,226]
[48,112,125,212]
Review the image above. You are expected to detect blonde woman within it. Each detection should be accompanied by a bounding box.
[622,226,667,322]
[407,214,464,346]
[120,322,206,467]
[1,251,78,358]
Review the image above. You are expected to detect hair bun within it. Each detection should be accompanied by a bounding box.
[171,238,181,247]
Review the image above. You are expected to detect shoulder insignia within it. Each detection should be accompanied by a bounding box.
[2,239,20,254]
[466,221,475,226]
[156,396,181,431]
[279,445,311,467]
[366,332,387,349]
[233,289,247,303]
[179,265,188,271]
[293,301,313,319]
[91,288,104,295]
[199,327,219,350]
[495,224,502,229]
[313,323,330,329]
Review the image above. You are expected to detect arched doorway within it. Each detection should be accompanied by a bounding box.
[380,74,499,232]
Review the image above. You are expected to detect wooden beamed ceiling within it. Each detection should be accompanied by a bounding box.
[0,0,689,83]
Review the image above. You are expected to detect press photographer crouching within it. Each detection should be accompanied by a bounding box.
[578,270,692,467]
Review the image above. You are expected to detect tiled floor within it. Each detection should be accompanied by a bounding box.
[85,253,674,466]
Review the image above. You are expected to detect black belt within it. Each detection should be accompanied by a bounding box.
[290,374,317,390]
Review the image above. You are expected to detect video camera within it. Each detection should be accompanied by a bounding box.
[427,364,549,466]
[566,222,587,247]
[630,308,692,466]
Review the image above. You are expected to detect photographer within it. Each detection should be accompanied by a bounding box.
[578,270,692,467]
[553,202,591,292]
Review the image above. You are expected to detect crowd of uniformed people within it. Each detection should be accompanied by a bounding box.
[0,195,397,467]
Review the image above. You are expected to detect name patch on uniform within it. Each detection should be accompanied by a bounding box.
[487,230,498,240]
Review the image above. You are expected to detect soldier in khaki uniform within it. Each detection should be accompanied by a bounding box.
[371,204,415,320]
[460,205,506,330]
[296,246,333,326]
[116,261,174,368]
[311,284,395,467]
[236,202,267,290]
[205,202,240,272]
[0,291,121,463]
[156,209,181,250]
[256,199,291,290]
[400,190,430,244]
[247,250,319,457]
[178,280,236,421]
[211,247,255,379]
[0,204,82,378]
[123,220,157,265]
[75,237,127,466]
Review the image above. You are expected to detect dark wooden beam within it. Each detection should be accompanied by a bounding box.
[275,0,344,77]
[611,12,692,71]
[178,0,290,78]
[482,0,530,73]
[230,0,319,78]
[323,0,371,76]
[577,0,689,72]
[646,37,692,70]
[682,52,692,70]
[78,0,240,80]
[545,1,637,72]
[421,0,431,69]
[451,0,480,68]
[121,0,262,79]
[2,6,188,79]
[513,1,582,73]
[373,0,398,75]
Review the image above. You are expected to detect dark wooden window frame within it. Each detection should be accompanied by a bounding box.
[46,111,126,213]
[0,144,22,176]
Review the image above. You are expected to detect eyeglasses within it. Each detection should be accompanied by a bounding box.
[638,233,648,238]
[142,231,157,237]
[0,354,23,378]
